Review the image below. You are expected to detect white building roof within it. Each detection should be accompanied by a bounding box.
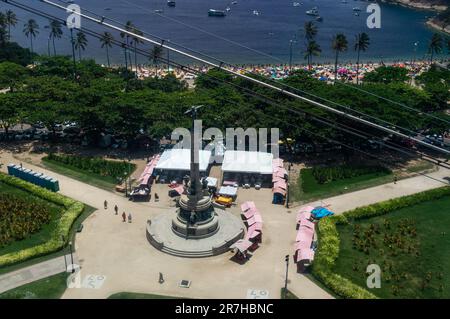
[221,151,274,175]
[155,149,212,172]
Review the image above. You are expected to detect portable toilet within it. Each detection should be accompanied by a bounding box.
[49,178,60,192]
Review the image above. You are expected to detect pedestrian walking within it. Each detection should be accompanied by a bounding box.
[104,200,108,209]
[122,211,126,222]
[394,175,398,184]
[114,205,118,215]
[155,193,159,202]
[128,213,132,223]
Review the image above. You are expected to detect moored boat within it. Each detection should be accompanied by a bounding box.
[208,9,226,17]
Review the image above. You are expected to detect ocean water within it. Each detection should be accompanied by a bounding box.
[3,0,449,65]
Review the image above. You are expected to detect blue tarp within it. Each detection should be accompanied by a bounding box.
[311,207,334,219]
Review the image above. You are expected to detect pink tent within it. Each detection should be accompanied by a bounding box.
[272,158,284,168]
[298,218,315,230]
[295,249,315,263]
[245,229,261,241]
[296,211,312,224]
[230,239,253,253]
[241,201,256,212]
[272,176,285,183]
[273,180,287,190]
[243,208,258,220]
[173,185,185,195]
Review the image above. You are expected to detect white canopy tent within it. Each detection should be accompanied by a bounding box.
[155,149,212,172]
[221,151,274,175]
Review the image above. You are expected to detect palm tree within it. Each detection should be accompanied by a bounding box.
[74,31,88,61]
[5,10,17,41]
[428,33,443,64]
[0,13,8,47]
[131,27,144,73]
[23,19,39,56]
[304,40,321,70]
[149,45,164,77]
[331,33,348,82]
[48,20,63,56]
[100,32,114,67]
[304,21,318,42]
[120,21,135,70]
[354,32,370,84]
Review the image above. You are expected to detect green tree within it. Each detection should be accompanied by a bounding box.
[304,40,321,71]
[0,93,23,136]
[364,66,409,84]
[354,32,370,85]
[0,61,27,91]
[74,31,88,61]
[0,13,7,46]
[23,19,39,54]
[49,20,63,56]
[149,45,164,77]
[100,32,114,67]
[5,10,17,42]
[332,33,348,82]
[428,33,443,64]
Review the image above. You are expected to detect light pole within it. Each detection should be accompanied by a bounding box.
[61,235,67,271]
[69,241,74,273]
[289,39,296,71]
[167,39,170,73]
[47,35,51,56]
[124,171,128,197]
[284,254,289,298]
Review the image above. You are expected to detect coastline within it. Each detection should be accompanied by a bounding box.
[383,0,450,34]
[383,0,447,12]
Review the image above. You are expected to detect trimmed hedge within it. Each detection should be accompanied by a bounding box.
[0,173,84,267]
[312,186,450,299]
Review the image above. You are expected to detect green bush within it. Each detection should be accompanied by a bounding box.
[0,173,84,267]
[44,153,135,181]
[312,186,450,299]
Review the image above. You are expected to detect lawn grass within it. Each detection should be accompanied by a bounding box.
[291,167,393,203]
[0,272,68,299]
[280,288,299,299]
[107,292,180,299]
[41,158,121,191]
[0,180,96,275]
[333,196,450,298]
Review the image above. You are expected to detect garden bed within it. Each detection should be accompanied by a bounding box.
[312,186,450,299]
[0,272,68,299]
[42,154,136,190]
[0,173,84,268]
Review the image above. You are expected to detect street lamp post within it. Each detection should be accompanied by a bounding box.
[69,241,74,273]
[124,171,128,197]
[284,254,289,298]
[289,40,294,71]
[47,36,51,56]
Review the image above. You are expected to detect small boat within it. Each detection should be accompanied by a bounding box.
[104,7,111,11]
[208,9,226,17]
[353,7,361,11]
[316,16,323,22]
[167,1,176,7]
[232,1,238,4]
[306,7,319,16]
[354,12,359,16]
[154,9,163,13]
[253,10,260,16]
[341,0,348,3]
[293,2,301,6]
[226,7,231,12]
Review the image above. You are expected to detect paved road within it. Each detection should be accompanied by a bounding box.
[0,255,76,294]
[0,151,448,299]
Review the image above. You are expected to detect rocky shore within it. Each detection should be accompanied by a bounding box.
[383,0,449,34]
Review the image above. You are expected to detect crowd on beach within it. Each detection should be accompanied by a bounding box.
[129,59,445,84]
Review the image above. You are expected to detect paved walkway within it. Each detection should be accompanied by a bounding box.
[0,150,448,299]
[0,255,76,294]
